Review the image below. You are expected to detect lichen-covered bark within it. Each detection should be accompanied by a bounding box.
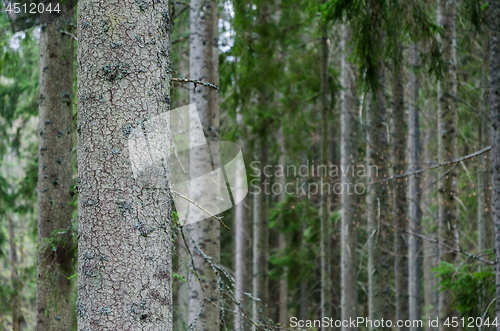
[366,60,390,328]
[391,52,408,331]
[340,25,358,331]
[36,6,75,330]
[437,1,459,329]
[407,44,422,331]
[76,0,173,329]
[186,0,220,329]
[489,0,500,327]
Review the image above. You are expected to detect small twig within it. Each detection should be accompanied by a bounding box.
[367,146,491,185]
[381,221,494,265]
[172,35,189,44]
[62,31,78,42]
[172,77,219,91]
[172,190,230,230]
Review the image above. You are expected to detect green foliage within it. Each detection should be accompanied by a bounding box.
[433,261,495,320]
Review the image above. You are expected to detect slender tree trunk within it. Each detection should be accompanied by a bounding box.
[320,19,331,331]
[437,1,459,329]
[252,139,269,330]
[187,0,220,329]
[9,214,22,331]
[235,107,248,331]
[488,0,500,329]
[367,61,390,327]
[172,5,190,331]
[76,0,173,329]
[391,50,408,331]
[423,111,439,331]
[36,5,75,330]
[278,128,288,329]
[407,44,423,331]
[340,24,357,331]
[478,42,492,256]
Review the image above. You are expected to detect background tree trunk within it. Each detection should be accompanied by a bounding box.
[340,24,358,331]
[489,0,500,328]
[407,44,422,331]
[391,51,408,331]
[76,0,173,328]
[252,138,269,330]
[234,106,248,331]
[437,1,459,329]
[187,0,221,329]
[36,6,75,330]
[367,60,390,327]
[320,20,331,331]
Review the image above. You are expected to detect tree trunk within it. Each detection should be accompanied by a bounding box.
[9,214,22,331]
[76,0,173,329]
[437,1,459,329]
[367,60,390,327]
[407,44,422,331]
[391,49,408,331]
[320,20,331,331]
[172,5,190,331]
[252,139,269,330]
[489,0,500,328]
[478,42,492,256]
[36,5,75,330]
[340,24,357,331]
[234,107,248,331]
[187,0,220,329]
[278,128,288,329]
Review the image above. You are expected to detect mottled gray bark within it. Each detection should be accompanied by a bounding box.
[391,50,408,331]
[367,61,390,328]
[407,44,422,331]
[437,1,459,329]
[36,6,75,330]
[76,0,173,329]
[340,25,357,331]
[489,0,500,328]
[186,0,220,329]
[320,20,331,331]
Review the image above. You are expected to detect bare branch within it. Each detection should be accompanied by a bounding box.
[367,146,491,185]
[172,77,219,91]
[171,191,230,230]
[381,221,494,265]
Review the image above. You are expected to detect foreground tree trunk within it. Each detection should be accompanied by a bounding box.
[437,1,459,329]
[76,0,173,329]
[340,24,358,331]
[391,51,408,331]
[36,6,75,330]
[407,44,422,331]
[187,0,220,329]
[489,0,500,328]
